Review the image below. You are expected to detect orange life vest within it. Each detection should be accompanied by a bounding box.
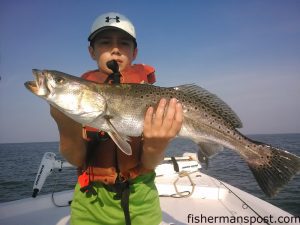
[81,63,156,84]
[78,64,156,187]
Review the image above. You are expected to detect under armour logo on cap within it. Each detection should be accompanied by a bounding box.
[105,16,120,23]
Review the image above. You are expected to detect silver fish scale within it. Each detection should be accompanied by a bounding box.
[98,83,241,142]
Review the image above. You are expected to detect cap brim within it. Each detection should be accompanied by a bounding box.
[88,26,135,42]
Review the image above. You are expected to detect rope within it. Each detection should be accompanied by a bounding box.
[160,171,196,198]
[51,172,72,207]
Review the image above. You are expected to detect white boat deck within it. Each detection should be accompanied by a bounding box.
[157,171,296,225]
[0,155,298,225]
[0,171,297,225]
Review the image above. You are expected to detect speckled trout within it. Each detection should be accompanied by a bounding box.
[25,69,300,197]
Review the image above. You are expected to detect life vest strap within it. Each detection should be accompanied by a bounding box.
[78,165,152,187]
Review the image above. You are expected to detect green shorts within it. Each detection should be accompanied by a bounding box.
[71,172,162,225]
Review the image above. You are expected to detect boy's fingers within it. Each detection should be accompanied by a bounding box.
[152,98,167,128]
[162,98,177,129]
[169,102,183,136]
[143,98,183,139]
[143,106,153,135]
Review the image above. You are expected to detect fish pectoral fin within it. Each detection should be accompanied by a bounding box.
[105,119,132,155]
[107,131,132,155]
[197,142,224,169]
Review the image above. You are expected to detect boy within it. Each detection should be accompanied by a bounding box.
[50,12,183,225]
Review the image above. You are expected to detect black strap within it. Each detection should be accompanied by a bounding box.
[171,156,179,172]
[121,185,131,225]
[104,178,131,225]
[113,179,131,225]
[104,60,121,84]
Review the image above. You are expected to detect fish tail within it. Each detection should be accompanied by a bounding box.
[246,143,300,197]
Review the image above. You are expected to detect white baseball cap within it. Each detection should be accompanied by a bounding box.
[88,12,136,43]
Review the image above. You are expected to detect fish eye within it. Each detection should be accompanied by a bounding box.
[54,77,65,84]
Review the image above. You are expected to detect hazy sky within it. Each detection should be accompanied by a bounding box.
[0,0,299,143]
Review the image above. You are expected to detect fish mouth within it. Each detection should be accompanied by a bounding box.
[24,69,49,96]
[24,80,38,93]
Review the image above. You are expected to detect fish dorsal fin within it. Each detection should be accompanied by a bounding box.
[174,84,243,128]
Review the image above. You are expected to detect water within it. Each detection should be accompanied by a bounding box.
[0,142,77,201]
[0,134,299,216]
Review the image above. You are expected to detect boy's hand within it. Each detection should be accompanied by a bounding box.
[142,98,183,169]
